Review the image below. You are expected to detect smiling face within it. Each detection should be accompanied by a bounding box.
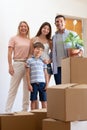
[41,25,50,36]
[36,22,51,39]
[18,21,29,37]
[55,17,66,32]
[33,42,44,58]
[34,47,44,58]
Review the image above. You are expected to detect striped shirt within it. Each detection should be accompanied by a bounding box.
[26,56,47,83]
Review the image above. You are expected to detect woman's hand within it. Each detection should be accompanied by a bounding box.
[9,64,14,76]
[43,59,51,64]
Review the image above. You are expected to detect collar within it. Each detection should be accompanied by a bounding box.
[32,55,42,60]
[55,29,67,34]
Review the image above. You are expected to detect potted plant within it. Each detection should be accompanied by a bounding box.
[64,32,84,56]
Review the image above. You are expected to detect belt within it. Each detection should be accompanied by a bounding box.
[14,59,26,62]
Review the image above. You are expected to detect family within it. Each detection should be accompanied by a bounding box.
[5,15,84,112]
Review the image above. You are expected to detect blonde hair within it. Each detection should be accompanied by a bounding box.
[17,21,30,38]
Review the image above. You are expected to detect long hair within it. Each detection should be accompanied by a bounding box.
[36,22,52,40]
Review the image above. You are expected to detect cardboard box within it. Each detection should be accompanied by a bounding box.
[0,112,36,130]
[61,57,87,84]
[47,84,87,121]
[30,108,47,130]
[42,118,87,130]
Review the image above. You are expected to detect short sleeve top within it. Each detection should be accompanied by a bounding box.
[8,35,30,60]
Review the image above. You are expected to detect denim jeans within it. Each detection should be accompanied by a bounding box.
[54,67,61,85]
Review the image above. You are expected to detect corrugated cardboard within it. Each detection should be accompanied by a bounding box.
[0,113,36,130]
[61,57,87,83]
[42,118,87,130]
[47,84,87,121]
[30,108,47,130]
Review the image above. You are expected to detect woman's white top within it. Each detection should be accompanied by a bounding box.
[41,43,50,60]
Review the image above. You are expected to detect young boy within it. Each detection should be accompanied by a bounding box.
[26,42,49,110]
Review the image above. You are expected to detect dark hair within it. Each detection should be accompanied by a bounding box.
[33,42,44,50]
[55,15,66,22]
[36,22,52,40]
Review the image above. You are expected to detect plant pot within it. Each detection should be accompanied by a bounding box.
[67,48,80,57]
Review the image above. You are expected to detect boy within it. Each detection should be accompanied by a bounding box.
[26,42,48,110]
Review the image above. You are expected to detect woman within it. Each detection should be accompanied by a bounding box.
[5,21,30,112]
[30,22,52,82]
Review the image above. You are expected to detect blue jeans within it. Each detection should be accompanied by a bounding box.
[30,83,47,101]
[54,67,61,85]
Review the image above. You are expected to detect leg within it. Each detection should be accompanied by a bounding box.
[31,100,37,110]
[39,83,47,109]
[54,67,61,85]
[5,62,24,112]
[30,83,38,110]
[35,99,39,109]
[22,72,29,111]
[41,101,47,108]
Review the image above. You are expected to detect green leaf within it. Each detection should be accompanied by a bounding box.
[64,32,84,48]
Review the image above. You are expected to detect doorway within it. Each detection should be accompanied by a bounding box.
[65,18,82,38]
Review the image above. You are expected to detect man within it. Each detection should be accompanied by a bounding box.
[52,15,84,84]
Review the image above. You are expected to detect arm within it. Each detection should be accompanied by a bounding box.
[52,35,58,74]
[8,47,14,75]
[75,44,84,56]
[49,39,52,63]
[43,40,52,64]
[49,39,53,51]
[78,49,83,56]
[28,38,34,58]
[26,67,33,92]
[44,68,49,90]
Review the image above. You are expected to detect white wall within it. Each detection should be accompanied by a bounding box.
[0,0,87,112]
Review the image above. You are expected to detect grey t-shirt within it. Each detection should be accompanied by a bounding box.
[56,34,66,67]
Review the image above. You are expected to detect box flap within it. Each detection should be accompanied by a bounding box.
[48,83,77,89]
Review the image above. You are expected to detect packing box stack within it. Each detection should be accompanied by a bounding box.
[0,112,36,130]
[0,109,47,130]
[47,83,87,121]
[43,57,87,130]
[1,57,87,130]
[42,118,87,130]
[44,83,87,130]
[61,57,87,84]
[30,108,47,130]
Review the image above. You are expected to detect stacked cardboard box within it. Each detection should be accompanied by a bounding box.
[30,108,47,130]
[42,57,87,130]
[47,83,87,121]
[0,109,47,130]
[0,112,36,130]
[61,57,87,84]
[42,118,87,130]
[43,84,87,130]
